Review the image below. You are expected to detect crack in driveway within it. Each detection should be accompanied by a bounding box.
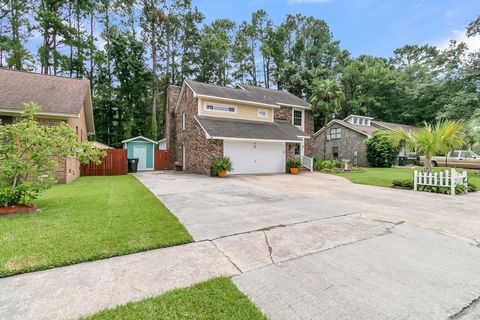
[262,231,275,265]
[449,295,480,319]
[208,210,364,242]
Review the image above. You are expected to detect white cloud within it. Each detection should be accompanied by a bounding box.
[436,29,480,52]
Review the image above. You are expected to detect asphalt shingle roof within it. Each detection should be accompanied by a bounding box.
[0,68,89,115]
[186,80,311,109]
[196,115,307,142]
[371,121,417,133]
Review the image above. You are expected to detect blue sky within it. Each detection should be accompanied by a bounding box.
[193,0,480,57]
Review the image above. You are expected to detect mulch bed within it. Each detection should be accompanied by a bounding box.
[0,204,38,218]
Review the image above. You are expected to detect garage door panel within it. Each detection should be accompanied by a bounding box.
[224,141,285,175]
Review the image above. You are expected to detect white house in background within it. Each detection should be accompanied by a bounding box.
[158,138,167,150]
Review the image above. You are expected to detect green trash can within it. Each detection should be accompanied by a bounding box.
[398,156,407,167]
[128,158,139,173]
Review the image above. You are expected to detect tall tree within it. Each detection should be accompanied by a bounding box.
[309,78,344,159]
[197,19,234,85]
[0,0,31,69]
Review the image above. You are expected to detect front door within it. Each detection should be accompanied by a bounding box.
[133,145,147,171]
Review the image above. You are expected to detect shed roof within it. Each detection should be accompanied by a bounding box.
[122,136,158,144]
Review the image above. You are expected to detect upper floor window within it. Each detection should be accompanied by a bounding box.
[205,103,236,113]
[258,109,268,117]
[329,127,341,140]
[0,115,13,125]
[293,110,303,127]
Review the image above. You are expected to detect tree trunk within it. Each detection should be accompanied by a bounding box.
[0,18,3,67]
[424,155,433,174]
[150,3,157,139]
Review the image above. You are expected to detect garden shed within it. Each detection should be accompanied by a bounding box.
[122,136,157,171]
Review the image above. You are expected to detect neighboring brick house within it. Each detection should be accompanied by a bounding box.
[313,115,416,166]
[165,80,314,175]
[0,69,95,183]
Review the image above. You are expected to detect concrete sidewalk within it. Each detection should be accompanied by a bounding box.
[3,171,480,320]
[0,242,239,320]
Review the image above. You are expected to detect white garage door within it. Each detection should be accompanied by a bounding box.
[224,141,285,174]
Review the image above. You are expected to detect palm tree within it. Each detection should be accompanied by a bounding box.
[390,120,466,173]
[309,78,345,159]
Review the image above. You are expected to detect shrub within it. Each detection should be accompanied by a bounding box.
[0,103,105,207]
[211,156,233,176]
[286,158,302,169]
[391,179,476,194]
[313,158,343,172]
[391,179,413,189]
[366,130,399,168]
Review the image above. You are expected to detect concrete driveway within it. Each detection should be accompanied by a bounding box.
[135,171,480,320]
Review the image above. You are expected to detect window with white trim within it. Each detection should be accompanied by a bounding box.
[182,112,186,130]
[258,109,268,117]
[293,110,303,127]
[205,103,236,113]
[328,127,341,140]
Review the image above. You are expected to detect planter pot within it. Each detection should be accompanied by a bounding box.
[218,170,227,178]
[0,204,38,218]
[290,167,299,174]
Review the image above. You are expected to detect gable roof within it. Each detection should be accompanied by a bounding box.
[314,119,373,138]
[0,69,90,116]
[121,136,158,144]
[314,116,417,138]
[0,68,95,134]
[184,80,311,110]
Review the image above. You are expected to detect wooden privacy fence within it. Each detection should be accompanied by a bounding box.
[81,149,128,176]
[154,150,170,170]
[414,168,468,195]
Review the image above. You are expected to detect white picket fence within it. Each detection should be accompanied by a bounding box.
[413,168,468,195]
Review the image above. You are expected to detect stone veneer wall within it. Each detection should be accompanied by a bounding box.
[172,85,223,175]
[313,124,369,166]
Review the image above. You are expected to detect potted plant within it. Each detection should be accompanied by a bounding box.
[211,156,232,177]
[174,161,182,171]
[287,158,301,174]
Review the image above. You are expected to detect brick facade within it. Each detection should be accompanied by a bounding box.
[313,123,369,166]
[170,85,223,175]
[165,85,181,168]
[274,106,314,158]
[167,84,314,175]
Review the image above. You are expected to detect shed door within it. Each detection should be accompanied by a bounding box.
[224,141,285,174]
[133,145,147,171]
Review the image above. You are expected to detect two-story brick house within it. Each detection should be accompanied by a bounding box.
[165,80,314,175]
[0,69,95,183]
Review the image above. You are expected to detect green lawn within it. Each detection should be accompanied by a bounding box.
[83,277,268,320]
[0,176,192,277]
[333,167,480,189]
